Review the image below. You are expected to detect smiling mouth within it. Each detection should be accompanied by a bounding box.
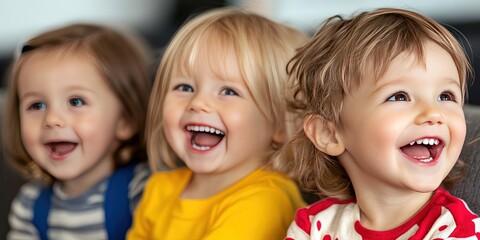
[400,138,444,163]
[45,141,77,158]
[186,125,225,151]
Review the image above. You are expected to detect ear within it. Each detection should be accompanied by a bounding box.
[272,129,286,144]
[304,114,345,156]
[115,116,136,140]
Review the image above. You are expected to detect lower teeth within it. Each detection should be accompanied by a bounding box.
[419,157,433,163]
[193,143,210,151]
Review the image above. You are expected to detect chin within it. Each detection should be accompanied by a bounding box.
[410,182,442,193]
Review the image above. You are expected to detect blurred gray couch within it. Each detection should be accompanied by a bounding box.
[1,89,27,238]
[0,90,479,237]
[450,104,480,213]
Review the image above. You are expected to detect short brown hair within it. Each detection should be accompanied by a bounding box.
[287,8,472,199]
[5,23,152,184]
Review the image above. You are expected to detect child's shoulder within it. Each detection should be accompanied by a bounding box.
[249,169,296,183]
[429,188,479,222]
[9,181,45,222]
[127,161,151,188]
[149,167,191,183]
[13,181,44,204]
[131,160,150,175]
[144,168,191,194]
[298,197,356,220]
[231,169,297,193]
[219,169,305,208]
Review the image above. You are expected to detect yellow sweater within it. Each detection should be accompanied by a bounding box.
[127,168,305,240]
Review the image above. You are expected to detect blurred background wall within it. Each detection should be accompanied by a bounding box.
[0,0,479,104]
[1,0,479,237]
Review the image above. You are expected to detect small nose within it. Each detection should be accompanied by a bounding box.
[188,92,212,113]
[43,107,65,128]
[414,104,445,125]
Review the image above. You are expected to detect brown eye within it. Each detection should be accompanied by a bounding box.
[387,92,410,102]
[437,91,455,102]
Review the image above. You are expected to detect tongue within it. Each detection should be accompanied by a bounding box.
[192,132,223,147]
[401,145,431,159]
[49,142,76,155]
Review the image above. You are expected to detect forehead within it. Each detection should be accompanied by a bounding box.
[17,49,106,92]
[175,35,243,82]
[371,42,460,88]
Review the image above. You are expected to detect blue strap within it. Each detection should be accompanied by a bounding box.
[32,162,136,240]
[32,187,52,240]
[104,161,136,240]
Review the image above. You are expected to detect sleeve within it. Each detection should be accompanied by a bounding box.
[7,182,41,240]
[202,186,302,240]
[419,191,480,238]
[126,173,159,240]
[442,201,480,238]
[128,161,151,212]
[284,208,312,240]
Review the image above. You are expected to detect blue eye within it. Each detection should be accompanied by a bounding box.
[69,98,85,107]
[437,91,456,102]
[29,102,46,110]
[387,92,410,102]
[175,84,194,92]
[220,88,238,96]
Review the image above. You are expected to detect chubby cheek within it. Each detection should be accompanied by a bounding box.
[162,103,183,152]
[226,108,273,150]
[76,116,117,146]
[448,114,466,161]
[162,95,183,124]
[20,116,38,153]
[372,112,405,144]
[162,119,178,152]
[78,116,103,135]
[21,130,36,157]
[344,111,403,155]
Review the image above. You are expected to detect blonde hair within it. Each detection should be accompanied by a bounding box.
[287,8,472,199]
[146,7,307,171]
[5,23,153,184]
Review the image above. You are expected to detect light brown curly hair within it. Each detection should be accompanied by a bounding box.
[287,8,472,199]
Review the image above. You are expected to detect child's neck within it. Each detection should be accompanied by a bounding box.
[181,165,260,199]
[59,158,114,198]
[356,189,434,231]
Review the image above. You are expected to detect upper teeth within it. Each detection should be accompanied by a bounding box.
[186,125,225,135]
[409,138,439,146]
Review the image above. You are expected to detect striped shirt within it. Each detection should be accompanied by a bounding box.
[7,161,150,240]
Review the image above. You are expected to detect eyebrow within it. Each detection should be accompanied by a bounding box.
[19,91,41,101]
[20,85,97,99]
[373,77,461,95]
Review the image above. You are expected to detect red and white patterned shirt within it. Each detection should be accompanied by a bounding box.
[286,188,480,239]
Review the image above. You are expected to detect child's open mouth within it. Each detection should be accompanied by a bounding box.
[400,137,444,163]
[45,141,78,160]
[186,125,225,151]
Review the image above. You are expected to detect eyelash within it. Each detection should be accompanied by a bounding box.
[220,88,238,96]
[69,97,85,107]
[174,84,194,92]
[173,84,239,96]
[386,91,410,102]
[26,97,86,111]
[28,102,46,111]
[437,90,457,102]
[386,90,459,102]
